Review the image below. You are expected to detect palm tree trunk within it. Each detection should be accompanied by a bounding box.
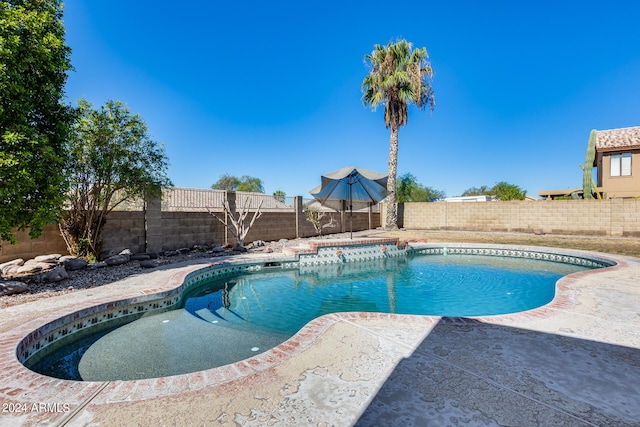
[386,125,399,229]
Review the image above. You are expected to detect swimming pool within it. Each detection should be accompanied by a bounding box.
[25,252,595,381]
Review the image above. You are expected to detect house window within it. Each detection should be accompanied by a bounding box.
[610,152,632,177]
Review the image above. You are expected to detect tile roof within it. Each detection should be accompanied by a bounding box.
[596,126,640,151]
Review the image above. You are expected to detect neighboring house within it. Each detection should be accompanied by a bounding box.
[539,126,640,199]
[593,126,640,198]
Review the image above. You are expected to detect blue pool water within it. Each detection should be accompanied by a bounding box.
[28,254,590,381]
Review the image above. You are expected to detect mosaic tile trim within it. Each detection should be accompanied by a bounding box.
[299,243,406,266]
[408,246,615,269]
[17,261,286,365]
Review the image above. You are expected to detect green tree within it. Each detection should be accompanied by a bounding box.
[396,173,445,202]
[491,181,526,201]
[211,174,264,193]
[237,176,264,193]
[272,190,286,203]
[461,186,491,197]
[211,174,240,191]
[362,39,435,229]
[0,0,73,245]
[59,99,172,258]
[460,182,525,200]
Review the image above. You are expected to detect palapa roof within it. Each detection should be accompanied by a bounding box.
[596,126,640,151]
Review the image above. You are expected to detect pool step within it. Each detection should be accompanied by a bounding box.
[193,307,247,326]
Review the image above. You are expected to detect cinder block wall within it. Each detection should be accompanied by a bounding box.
[0,210,380,262]
[0,224,68,263]
[397,199,640,237]
[101,211,146,254]
[157,211,225,252]
[3,198,638,263]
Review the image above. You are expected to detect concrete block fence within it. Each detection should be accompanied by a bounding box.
[0,191,380,263]
[383,198,640,237]
[5,191,639,264]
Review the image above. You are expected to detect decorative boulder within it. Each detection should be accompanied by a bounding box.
[34,254,62,263]
[88,261,108,269]
[1,264,21,276]
[104,254,130,266]
[16,261,42,275]
[64,258,88,271]
[42,267,69,283]
[131,254,151,261]
[137,252,158,259]
[99,249,116,261]
[139,260,157,269]
[35,261,57,271]
[0,280,28,296]
[1,259,24,276]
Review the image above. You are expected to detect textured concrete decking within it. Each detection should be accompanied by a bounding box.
[0,244,639,426]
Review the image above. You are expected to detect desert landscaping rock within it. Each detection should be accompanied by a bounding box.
[34,254,62,263]
[99,249,116,260]
[139,260,158,269]
[64,258,89,271]
[36,261,57,270]
[137,252,159,259]
[42,267,70,283]
[104,254,130,266]
[0,281,28,296]
[88,262,108,269]
[16,264,42,275]
[1,259,23,275]
[0,259,24,269]
[1,265,20,275]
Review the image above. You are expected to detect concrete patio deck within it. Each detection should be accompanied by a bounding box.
[0,243,639,426]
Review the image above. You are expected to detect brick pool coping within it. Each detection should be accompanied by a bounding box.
[0,242,633,426]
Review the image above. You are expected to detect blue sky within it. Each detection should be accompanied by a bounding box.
[62,1,640,199]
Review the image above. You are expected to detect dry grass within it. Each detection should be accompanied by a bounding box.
[374,229,640,258]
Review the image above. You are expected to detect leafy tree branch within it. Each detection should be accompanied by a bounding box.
[59,99,172,258]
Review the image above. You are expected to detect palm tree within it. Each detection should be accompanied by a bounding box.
[362,39,435,229]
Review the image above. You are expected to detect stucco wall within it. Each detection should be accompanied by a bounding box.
[597,150,640,198]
